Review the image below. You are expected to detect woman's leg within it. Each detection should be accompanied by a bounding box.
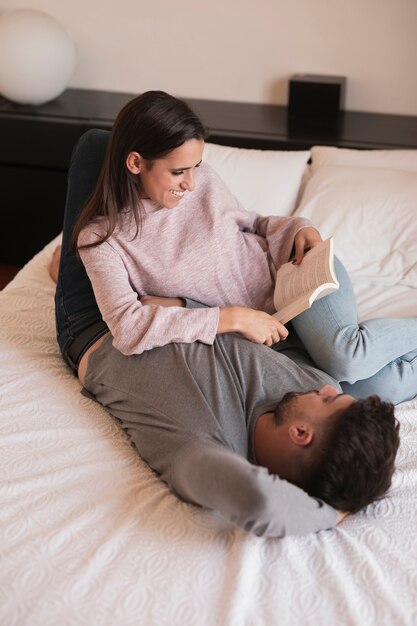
[291,257,417,384]
[341,349,417,405]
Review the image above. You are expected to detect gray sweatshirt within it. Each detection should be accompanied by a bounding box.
[84,333,339,538]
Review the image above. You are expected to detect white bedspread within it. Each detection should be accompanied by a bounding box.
[1,239,417,626]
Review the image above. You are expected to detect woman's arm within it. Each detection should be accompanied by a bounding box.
[142,296,288,346]
[81,243,287,355]
[205,163,322,267]
[255,215,322,269]
[79,243,220,355]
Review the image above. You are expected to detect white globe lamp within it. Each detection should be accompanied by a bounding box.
[0,9,76,105]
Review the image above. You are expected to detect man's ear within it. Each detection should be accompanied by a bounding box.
[126,151,143,174]
[288,423,314,447]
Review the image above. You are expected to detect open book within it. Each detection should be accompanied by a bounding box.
[273,237,339,324]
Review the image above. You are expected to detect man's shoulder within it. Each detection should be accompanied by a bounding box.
[215,334,288,366]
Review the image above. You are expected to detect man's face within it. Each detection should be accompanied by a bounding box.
[275,384,356,425]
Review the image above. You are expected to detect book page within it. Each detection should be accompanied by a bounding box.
[274,238,336,309]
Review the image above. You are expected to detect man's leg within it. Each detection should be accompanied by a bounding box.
[291,256,417,385]
[55,129,110,370]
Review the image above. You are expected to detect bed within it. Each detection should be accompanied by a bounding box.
[1,140,417,626]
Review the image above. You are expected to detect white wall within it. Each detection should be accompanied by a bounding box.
[2,0,417,115]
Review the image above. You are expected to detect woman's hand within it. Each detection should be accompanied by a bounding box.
[293,227,322,264]
[140,295,186,308]
[218,306,288,346]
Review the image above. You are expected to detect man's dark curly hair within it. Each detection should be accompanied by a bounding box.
[297,396,400,513]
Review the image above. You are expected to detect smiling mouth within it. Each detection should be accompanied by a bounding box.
[169,190,185,198]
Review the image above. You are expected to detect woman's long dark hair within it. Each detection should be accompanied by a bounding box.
[71,90,207,252]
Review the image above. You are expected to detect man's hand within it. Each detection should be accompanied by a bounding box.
[293,227,322,265]
[140,295,186,308]
[218,306,288,346]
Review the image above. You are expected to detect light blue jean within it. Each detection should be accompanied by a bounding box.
[290,257,417,404]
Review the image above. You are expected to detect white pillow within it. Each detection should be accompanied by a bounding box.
[311,146,417,173]
[203,142,310,216]
[294,164,417,288]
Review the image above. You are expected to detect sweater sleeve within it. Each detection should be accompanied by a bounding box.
[78,241,220,356]
[254,214,318,270]
[170,438,337,537]
[206,164,318,270]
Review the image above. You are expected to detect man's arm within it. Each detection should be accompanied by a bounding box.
[169,438,337,537]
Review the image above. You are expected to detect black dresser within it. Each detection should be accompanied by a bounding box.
[1,88,417,265]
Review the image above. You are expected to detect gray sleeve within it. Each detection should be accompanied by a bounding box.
[184,297,208,309]
[169,438,337,537]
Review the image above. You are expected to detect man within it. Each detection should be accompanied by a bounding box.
[81,331,399,537]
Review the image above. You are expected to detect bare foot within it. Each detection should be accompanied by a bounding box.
[49,245,61,283]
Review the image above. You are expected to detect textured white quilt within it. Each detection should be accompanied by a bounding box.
[1,238,416,626]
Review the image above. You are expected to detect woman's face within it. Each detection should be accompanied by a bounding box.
[129,138,205,209]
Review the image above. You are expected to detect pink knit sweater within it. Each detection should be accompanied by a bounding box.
[79,163,313,355]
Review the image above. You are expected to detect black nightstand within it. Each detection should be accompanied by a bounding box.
[0,90,132,265]
[1,88,417,265]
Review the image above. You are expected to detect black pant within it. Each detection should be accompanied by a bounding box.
[55,129,110,373]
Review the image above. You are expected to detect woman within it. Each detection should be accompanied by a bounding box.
[56,91,417,403]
